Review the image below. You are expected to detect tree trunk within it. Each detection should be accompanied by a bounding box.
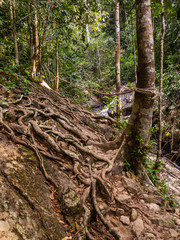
[84,0,90,43]
[114,0,155,177]
[9,0,19,68]
[31,0,40,81]
[156,0,166,162]
[115,2,122,119]
[131,12,137,85]
[55,39,59,91]
[96,44,101,79]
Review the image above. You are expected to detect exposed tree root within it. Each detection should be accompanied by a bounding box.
[0,84,172,240]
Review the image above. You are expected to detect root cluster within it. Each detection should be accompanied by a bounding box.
[0,84,150,239]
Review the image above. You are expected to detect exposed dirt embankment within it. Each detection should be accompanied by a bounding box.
[0,83,180,240]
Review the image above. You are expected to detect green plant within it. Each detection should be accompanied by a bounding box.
[124,159,131,171]
[0,66,30,95]
[115,119,128,130]
[144,157,178,208]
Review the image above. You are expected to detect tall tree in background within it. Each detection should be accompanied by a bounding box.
[84,0,90,43]
[114,0,156,178]
[9,0,19,68]
[55,38,59,91]
[31,0,40,81]
[115,1,122,118]
[156,0,166,163]
[131,12,137,84]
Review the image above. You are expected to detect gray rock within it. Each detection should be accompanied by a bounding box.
[151,217,176,228]
[146,203,161,212]
[116,193,131,203]
[120,216,130,225]
[132,218,144,237]
[145,232,156,239]
[169,229,179,238]
[0,232,19,240]
[121,176,141,194]
[0,220,10,231]
[175,218,180,226]
[131,208,138,221]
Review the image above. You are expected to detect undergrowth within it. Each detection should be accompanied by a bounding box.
[144,157,178,208]
[0,65,30,95]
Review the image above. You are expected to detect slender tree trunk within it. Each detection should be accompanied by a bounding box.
[28,2,33,65]
[115,1,122,119]
[9,0,19,67]
[31,0,40,81]
[131,13,137,85]
[156,0,166,162]
[55,39,59,91]
[114,0,155,177]
[96,44,101,79]
[84,0,90,43]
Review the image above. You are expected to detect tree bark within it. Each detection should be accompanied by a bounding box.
[131,12,137,85]
[115,2,122,119]
[96,44,101,79]
[31,0,40,81]
[9,0,19,68]
[84,0,90,43]
[55,39,59,91]
[114,0,155,176]
[156,0,166,162]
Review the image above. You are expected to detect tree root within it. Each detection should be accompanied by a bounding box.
[0,85,161,240]
[91,180,122,240]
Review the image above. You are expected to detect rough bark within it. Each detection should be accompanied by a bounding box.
[9,0,19,67]
[131,12,137,85]
[157,0,166,162]
[115,2,122,119]
[114,0,156,176]
[31,0,40,81]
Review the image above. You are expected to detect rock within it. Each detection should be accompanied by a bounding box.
[131,208,138,221]
[60,188,82,216]
[132,218,144,237]
[120,216,130,225]
[146,203,161,212]
[121,176,141,194]
[175,218,180,225]
[0,212,9,219]
[175,209,180,216]
[169,229,179,238]
[151,217,176,228]
[116,193,131,203]
[0,221,10,231]
[0,232,19,240]
[145,232,156,239]
[116,208,125,215]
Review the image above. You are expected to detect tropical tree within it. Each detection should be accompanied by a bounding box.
[114,0,156,181]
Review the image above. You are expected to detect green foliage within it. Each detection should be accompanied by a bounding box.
[131,137,150,162]
[144,157,178,208]
[0,65,30,95]
[161,66,180,104]
[115,118,128,130]
[124,159,131,171]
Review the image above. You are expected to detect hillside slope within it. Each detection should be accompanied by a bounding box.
[0,83,180,240]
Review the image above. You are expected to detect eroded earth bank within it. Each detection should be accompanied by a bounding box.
[0,83,180,240]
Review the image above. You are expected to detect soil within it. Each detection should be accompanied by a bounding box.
[0,82,180,240]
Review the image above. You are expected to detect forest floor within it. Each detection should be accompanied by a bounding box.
[0,82,180,240]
